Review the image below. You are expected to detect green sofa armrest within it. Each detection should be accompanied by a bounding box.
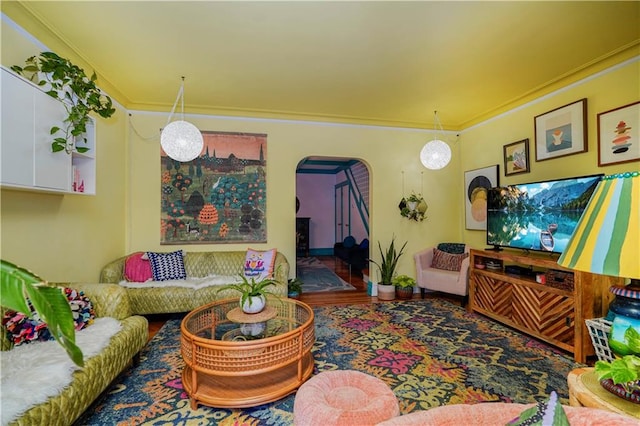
[100,255,128,283]
[64,282,133,320]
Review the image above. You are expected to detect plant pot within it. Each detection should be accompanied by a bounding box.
[600,378,640,404]
[288,291,301,300]
[395,286,414,300]
[241,295,266,314]
[377,284,395,301]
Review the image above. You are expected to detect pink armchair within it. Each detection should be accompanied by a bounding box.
[414,244,470,305]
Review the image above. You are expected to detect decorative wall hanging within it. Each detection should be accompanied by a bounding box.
[597,101,640,167]
[398,171,428,221]
[464,165,499,230]
[503,138,530,176]
[161,131,268,244]
[534,98,587,161]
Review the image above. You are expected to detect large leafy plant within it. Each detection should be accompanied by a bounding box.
[1,260,83,366]
[370,236,407,285]
[11,51,115,154]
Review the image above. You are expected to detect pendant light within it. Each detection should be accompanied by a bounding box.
[420,111,452,170]
[160,77,204,162]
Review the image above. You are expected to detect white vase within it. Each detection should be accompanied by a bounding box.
[241,295,266,314]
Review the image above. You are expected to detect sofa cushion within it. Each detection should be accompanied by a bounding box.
[2,287,95,346]
[124,252,153,282]
[244,248,276,279]
[147,250,187,281]
[431,248,469,272]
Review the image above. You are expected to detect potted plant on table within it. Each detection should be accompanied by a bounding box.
[594,354,640,403]
[370,236,407,301]
[217,274,279,314]
[392,275,416,300]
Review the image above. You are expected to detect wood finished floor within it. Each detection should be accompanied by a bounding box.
[146,255,462,340]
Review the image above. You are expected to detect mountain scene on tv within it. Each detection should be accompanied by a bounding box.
[487,176,601,253]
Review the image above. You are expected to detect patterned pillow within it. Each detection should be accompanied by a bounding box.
[124,251,153,282]
[506,391,569,426]
[147,250,187,281]
[244,248,276,280]
[2,287,95,346]
[431,248,469,271]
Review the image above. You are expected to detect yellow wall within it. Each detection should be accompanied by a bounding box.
[460,56,640,249]
[1,12,638,283]
[1,17,128,281]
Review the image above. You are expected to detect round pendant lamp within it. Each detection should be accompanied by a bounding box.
[160,77,203,162]
[420,111,452,170]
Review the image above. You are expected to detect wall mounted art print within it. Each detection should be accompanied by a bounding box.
[464,165,499,230]
[503,138,530,176]
[597,101,640,166]
[534,98,587,162]
[161,131,267,244]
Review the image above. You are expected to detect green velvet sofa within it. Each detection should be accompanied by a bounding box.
[99,250,290,315]
[1,282,148,426]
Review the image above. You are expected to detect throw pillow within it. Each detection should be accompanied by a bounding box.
[437,242,466,254]
[431,248,469,271]
[343,236,356,248]
[2,287,95,346]
[359,238,369,249]
[147,250,187,281]
[506,391,569,426]
[244,248,276,280]
[124,251,153,282]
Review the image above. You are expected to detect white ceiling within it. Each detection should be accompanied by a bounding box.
[4,1,639,130]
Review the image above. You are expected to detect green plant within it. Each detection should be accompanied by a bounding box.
[370,236,407,285]
[595,354,640,393]
[11,51,115,154]
[217,274,279,308]
[392,274,416,288]
[399,192,428,222]
[288,278,303,295]
[1,260,83,366]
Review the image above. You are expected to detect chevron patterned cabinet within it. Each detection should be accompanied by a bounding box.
[469,249,622,363]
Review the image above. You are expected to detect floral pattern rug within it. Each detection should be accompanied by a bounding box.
[78,299,582,425]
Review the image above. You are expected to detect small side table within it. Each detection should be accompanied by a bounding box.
[567,367,640,419]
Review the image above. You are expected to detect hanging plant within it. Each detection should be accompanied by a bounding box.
[11,52,116,154]
[399,192,428,222]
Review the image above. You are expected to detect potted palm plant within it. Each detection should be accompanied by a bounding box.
[288,278,303,300]
[392,274,416,300]
[370,236,407,301]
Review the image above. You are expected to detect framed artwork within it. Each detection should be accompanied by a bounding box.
[464,165,499,230]
[161,131,268,244]
[597,101,640,166]
[503,138,530,176]
[534,98,587,162]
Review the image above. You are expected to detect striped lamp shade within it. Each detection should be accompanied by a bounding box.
[557,171,639,279]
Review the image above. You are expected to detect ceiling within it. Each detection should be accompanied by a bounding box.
[4,1,639,130]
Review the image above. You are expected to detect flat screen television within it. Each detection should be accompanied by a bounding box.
[486,174,603,254]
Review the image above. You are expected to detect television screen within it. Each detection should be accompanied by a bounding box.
[486,174,603,253]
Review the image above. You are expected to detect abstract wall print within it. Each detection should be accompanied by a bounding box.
[534,98,587,162]
[503,138,530,176]
[161,131,267,244]
[597,101,640,166]
[464,165,499,230]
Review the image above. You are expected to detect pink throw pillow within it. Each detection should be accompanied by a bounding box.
[431,248,469,272]
[124,252,153,282]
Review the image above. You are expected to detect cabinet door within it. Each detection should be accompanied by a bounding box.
[511,285,575,345]
[472,274,513,318]
[33,87,69,191]
[1,69,34,187]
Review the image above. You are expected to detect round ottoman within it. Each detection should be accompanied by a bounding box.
[293,370,400,426]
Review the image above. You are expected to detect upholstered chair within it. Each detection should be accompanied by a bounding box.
[414,243,470,305]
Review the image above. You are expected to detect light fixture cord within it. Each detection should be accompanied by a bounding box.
[421,171,424,195]
[402,170,405,195]
[165,77,185,127]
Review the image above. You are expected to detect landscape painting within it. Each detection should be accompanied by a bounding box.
[161,131,267,244]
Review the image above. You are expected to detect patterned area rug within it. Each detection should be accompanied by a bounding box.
[295,256,356,292]
[79,299,583,425]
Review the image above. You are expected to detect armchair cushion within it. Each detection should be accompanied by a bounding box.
[431,248,469,272]
[437,242,466,254]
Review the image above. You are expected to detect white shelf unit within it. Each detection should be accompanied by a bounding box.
[1,67,96,195]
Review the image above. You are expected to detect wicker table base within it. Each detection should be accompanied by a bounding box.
[180,298,315,409]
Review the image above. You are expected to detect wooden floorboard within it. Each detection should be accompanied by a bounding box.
[146,255,461,340]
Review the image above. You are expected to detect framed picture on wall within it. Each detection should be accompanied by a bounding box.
[464,165,499,230]
[534,98,587,162]
[503,138,530,176]
[597,101,640,166]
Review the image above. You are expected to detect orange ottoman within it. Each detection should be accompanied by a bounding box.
[293,370,400,426]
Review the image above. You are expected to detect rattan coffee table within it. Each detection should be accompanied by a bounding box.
[180,298,315,409]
